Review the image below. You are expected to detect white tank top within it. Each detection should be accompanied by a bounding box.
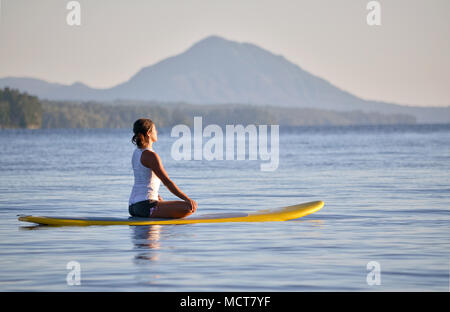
[129,147,161,205]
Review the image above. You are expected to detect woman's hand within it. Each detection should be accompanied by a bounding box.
[186,198,198,213]
[158,194,163,201]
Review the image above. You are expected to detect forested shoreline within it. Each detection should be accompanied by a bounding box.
[0,88,417,129]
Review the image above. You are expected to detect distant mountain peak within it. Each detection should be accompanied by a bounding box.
[1,35,446,123]
[192,35,232,46]
[186,35,242,55]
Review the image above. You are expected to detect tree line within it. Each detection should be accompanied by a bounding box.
[0,87,416,129]
[0,88,42,128]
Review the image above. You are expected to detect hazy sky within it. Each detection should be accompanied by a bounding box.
[0,0,449,107]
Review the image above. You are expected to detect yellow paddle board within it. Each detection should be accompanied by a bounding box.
[18,200,324,226]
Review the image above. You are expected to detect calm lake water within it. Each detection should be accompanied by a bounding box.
[0,124,449,291]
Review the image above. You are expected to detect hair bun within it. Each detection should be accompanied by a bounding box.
[131,118,154,148]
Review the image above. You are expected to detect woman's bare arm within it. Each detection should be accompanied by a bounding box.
[141,150,190,202]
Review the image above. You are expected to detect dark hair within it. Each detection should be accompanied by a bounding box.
[131,118,155,148]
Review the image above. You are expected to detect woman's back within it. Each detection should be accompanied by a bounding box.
[129,147,161,205]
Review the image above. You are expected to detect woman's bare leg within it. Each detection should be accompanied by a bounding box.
[152,200,194,218]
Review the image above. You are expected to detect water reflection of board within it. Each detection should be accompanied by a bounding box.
[18,200,324,226]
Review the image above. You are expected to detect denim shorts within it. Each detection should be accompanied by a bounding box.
[129,199,159,218]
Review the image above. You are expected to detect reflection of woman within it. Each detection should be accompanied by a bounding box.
[133,225,161,250]
[128,118,198,218]
[132,225,162,262]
